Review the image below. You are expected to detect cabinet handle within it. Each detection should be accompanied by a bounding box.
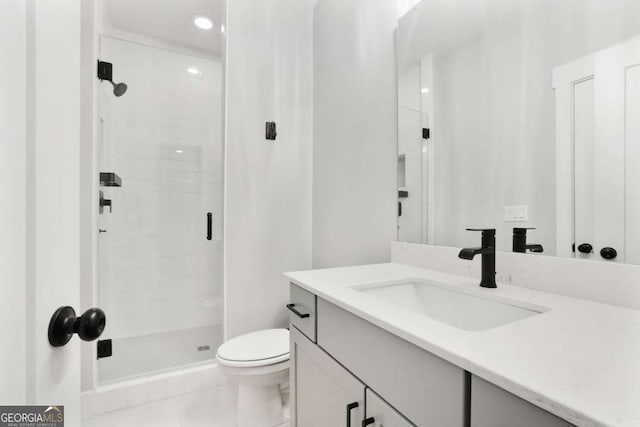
[346,402,359,427]
[286,303,310,319]
[362,417,375,426]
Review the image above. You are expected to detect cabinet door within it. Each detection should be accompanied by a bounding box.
[365,389,415,427]
[291,326,365,427]
[471,376,575,427]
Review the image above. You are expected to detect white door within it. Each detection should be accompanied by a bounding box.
[554,36,640,263]
[0,1,82,425]
[0,0,28,405]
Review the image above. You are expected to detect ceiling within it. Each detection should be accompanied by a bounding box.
[104,0,223,56]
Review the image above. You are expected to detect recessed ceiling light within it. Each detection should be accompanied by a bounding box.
[187,67,202,75]
[421,87,430,94]
[175,149,184,154]
[194,16,213,30]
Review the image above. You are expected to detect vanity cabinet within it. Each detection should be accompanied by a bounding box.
[470,376,575,427]
[290,326,365,427]
[317,298,467,427]
[289,283,576,427]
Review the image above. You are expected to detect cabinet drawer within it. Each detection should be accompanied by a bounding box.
[289,283,317,342]
[471,376,575,427]
[365,389,415,427]
[317,298,467,427]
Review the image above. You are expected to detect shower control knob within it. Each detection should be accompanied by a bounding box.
[577,243,593,254]
[48,306,106,347]
[600,247,618,260]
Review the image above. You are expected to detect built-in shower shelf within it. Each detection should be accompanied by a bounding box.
[100,172,122,187]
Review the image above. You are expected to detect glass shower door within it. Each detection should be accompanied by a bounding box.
[97,36,224,383]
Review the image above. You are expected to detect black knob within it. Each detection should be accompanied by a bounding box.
[48,306,106,347]
[577,243,593,254]
[77,308,106,341]
[600,247,618,260]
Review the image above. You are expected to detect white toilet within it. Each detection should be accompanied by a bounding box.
[216,328,290,427]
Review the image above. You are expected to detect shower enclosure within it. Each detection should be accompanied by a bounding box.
[96,36,224,383]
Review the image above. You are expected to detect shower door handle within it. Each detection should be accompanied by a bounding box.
[206,212,212,241]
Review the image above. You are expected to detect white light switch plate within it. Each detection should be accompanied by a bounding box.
[505,205,528,222]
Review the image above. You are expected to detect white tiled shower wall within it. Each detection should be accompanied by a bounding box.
[97,37,223,340]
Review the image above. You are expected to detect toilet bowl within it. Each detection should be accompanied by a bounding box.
[216,328,290,427]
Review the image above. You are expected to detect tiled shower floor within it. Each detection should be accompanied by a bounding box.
[99,325,223,382]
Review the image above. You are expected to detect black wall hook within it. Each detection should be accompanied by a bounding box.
[48,306,106,347]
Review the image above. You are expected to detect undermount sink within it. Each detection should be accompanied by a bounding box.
[354,279,548,331]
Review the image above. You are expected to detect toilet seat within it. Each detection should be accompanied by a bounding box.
[216,328,289,368]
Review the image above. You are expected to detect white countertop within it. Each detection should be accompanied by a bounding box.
[285,262,640,427]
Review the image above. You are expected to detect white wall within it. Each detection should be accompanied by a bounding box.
[0,0,26,404]
[225,0,313,338]
[312,0,398,268]
[396,0,422,20]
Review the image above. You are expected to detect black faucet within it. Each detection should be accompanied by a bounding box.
[458,229,496,288]
[512,228,543,253]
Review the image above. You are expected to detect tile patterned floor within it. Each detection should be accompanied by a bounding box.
[83,386,237,427]
[83,385,291,427]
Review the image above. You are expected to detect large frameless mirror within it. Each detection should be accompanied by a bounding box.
[397,0,640,264]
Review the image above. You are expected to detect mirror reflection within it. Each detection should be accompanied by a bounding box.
[397,0,640,264]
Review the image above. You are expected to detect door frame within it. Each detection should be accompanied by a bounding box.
[553,55,594,260]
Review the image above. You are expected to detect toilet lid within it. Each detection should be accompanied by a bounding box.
[216,329,289,366]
